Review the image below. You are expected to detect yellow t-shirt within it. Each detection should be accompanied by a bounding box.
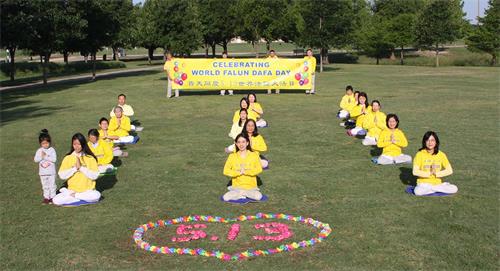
[414,150,451,185]
[377,128,408,157]
[250,134,267,154]
[88,140,113,165]
[249,102,263,119]
[58,154,98,193]
[363,111,387,138]
[340,94,356,111]
[303,56,316,74]
[108,116,131,137]
[163,58,175,80]
[352,105,372,127]
[223,151,263,190]
[98,129,114,149]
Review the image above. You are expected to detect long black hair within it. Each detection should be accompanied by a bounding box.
[385,113,399,129]
[66,133,97,161]
[39,129,51,144]
[239,97,249,109]
[358,92,369,107]
[234,133,252,152]
[419,131,440,155]
[238,108,248,126]
[242,119,259,137]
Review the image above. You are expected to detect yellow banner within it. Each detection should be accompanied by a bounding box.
[165,58,314,90]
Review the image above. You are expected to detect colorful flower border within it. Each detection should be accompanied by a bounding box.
[132,212,332,261]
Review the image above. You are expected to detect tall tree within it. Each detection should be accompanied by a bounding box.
[0,0,32,81]
[108,0,135,61]
[56,0,87,64]
[415,0,466,67]
[357,15,393,65]
[132,0,164,64]
[466,0,500,65]
[295,0,354,72]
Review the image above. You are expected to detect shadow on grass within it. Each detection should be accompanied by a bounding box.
[95,174,118,192]
[370,145,382,157]
[399,167,416,186]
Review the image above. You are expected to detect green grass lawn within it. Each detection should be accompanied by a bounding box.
[0,64,498,270]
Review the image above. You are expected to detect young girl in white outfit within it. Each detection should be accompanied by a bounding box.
[34,129,57,204]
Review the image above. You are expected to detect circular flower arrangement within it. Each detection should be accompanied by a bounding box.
[132,212,332,261]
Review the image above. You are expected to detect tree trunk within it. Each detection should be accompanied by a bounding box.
[63,51,69,64]
[211,42,216,57]
[92,52,96,80]
[253,41,259,58]
[148,47,154,64]
[42,53,50,85]
[320,47,324,72]
[435,43,439,67]
[266,40,270,51]
[321,48,329,65]
[8,47,15,81]
[376,57,380,65]
[491,54,496,66]
[40,55,43,63]
[112,47,119,61]
[400,46,404,65]
[222,41,228,53]
[204,42,209,58]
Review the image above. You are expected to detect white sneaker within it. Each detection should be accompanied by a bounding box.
[135,126,144,132]
[339,122,345,127]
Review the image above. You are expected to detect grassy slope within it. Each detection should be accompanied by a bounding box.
[0,64,498,270]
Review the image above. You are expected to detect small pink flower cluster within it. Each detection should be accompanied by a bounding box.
[226,224,240,241]
[253,222,293,241]
[171,224,207,242]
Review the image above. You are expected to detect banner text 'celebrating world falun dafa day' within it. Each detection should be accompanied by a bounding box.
[164,58,314,90]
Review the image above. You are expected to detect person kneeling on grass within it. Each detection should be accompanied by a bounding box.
[376,114,412,165]
[52,133,100,205]
[98,117,128,157]
[223,133,263,201]
[412,131,457,196]
[109,106,134,143]
[362,100,386,146]
[87,129,114,174]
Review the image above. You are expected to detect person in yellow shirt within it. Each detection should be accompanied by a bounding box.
[163,52,179,98]
[267,50,280,95]
[219,51,234,96]
[242,119,268,168]
[98,117,128,157]
[347,92,371,136]
[376,114,412,165]
[304,48,317,94]
[109,107,134,143]
[247,93,267,128]
[337,85,356,119]
[222,133,263,201]
[413,131,457,195]
[109,94,143,132]
[52,133,101,205]
[362,100,386,146]
[226,109,248,153]
[232,98,258,123]
[87,129,114,174]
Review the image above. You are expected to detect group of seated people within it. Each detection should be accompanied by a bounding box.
[52,94,142,205]
[222,93,270,202]
[337,85,458,196]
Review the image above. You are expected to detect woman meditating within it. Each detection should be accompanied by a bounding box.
[109,106,134,143]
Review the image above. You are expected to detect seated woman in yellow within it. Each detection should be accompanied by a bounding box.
[362,100,386,146]
[232,98,258,123]
[109,106,134,143]
[223,134,263,201]
[247,93,267,128]
[226,109,248,153]
[98,117,128,157]
[413,131,457,196]
[376,114,412,165]
[242,119,268,168]
[87,129,114,173]
[337,85,356,119]
[109,94,143,131]
[52,133,101,205]
[347,92,371,136]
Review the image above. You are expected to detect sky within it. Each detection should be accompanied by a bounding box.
[131,0,489,24]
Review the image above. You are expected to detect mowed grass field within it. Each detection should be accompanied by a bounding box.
[0,64,498,270]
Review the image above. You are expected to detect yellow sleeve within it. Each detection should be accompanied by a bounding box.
[310,57,316,74]
[362,113,375,130]
[339,95,348,109]
[244,152,263,176]
[85,155,99,172]
[59,155,74,172]
[121,117,131,132]
[395,130,408,148]
[232,111,240,123]
[350,105,362,117]
[100,140,113,164]
[108,117,119,133]
[251,135,267,152]
[223,154,241,178]
[376,112,387,130]
[435,152,453,178]
[412,152,430,178]
[251,103,263,115]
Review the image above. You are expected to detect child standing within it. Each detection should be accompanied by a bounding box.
[33,129,57,204]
